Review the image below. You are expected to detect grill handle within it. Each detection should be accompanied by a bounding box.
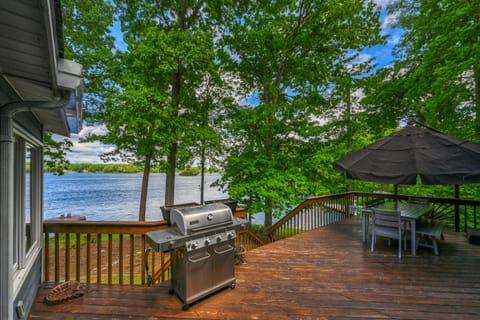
[214,244,234,255]
[188,252,211,263]
[191,221,232,233]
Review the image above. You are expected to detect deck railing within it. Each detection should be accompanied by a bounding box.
[236,229,266,250]
[43,220,171,285]
[43,208,264,285]
[266,193,356,241]
[266,191,480,242]
[351,192,480,232]
[43,193,480,286]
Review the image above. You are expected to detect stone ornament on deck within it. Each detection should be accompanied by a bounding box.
[44,281,86,305]
[235,244,247,265]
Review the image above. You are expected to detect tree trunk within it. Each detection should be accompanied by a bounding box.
[164,143,177,206]
[164,1,185,207]
[138,153,151,221]
[264,198,273,230]
[262,84,277,231]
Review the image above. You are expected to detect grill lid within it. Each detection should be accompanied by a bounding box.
[170,203,234,236]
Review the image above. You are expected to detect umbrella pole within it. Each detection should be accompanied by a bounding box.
[455,184,460,232]
[394,184,398,195]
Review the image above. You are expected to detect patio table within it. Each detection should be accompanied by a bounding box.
[362,201,433,256]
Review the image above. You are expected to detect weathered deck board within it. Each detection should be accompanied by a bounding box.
[30,217,480,319]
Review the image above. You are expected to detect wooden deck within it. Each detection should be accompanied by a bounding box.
[30,217,480,319]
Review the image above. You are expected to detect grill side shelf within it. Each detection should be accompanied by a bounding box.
[146,229,186,252]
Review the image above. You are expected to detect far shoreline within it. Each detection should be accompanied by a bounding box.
[44,163,219,176]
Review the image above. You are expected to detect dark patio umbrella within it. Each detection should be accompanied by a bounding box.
[333,126,480,185]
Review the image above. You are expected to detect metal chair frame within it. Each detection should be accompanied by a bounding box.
[370,208,404,258]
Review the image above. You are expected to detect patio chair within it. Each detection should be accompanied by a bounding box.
[370,208,405,258]
[359,199,386,242]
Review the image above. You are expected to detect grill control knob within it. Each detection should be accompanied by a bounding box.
[216,235,223,242]
[190,241,198,250]
[204,239,210,245]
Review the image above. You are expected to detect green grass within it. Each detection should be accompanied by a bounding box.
[47,233,124,249]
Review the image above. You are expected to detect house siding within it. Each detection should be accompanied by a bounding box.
[13,253,42,320]
[14,113,42,141]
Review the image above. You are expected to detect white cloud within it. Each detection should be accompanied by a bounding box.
[382,11,401,30]
[372,0,395,9]
[354,52,373,65]
[65,125,114,163]
[77,124,109,139]
[388,31,402,46]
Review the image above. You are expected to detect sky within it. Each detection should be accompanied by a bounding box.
[64,1,401,164]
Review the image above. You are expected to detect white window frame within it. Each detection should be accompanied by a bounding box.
[12,127,43,296]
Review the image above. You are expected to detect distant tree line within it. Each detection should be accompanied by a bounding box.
[43,163,211,175]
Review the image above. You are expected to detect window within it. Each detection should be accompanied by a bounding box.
[13,132,42,292]
[25,144,34,254]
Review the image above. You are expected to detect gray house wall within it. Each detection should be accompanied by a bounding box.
[13,255,42,320]
[14,113,43,141]
[1,1,83,318]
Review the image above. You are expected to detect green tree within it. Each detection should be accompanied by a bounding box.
[43,134,73,175]
[44,1,116,176]
[365,0,480,137]
[109,0,228,213]
[219,1,383,229]
[84,82,171,220]
[62,0,116,120]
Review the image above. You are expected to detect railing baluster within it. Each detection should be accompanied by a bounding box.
[119,234,123,284]
[76,233,81,281]
[308,205,311,230]
[321,206,324,226]
[141,235,146,285]
[65,233,70,281]
[86,233,91,283]
[129,234,134,285]
[160,252,165,282]
[54,233,59,282]
[108,234,113,284]
[97,233,102,283]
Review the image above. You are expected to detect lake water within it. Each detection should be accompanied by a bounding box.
[44,173,228,221]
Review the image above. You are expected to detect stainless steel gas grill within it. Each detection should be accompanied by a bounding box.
[146,203,248,310]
